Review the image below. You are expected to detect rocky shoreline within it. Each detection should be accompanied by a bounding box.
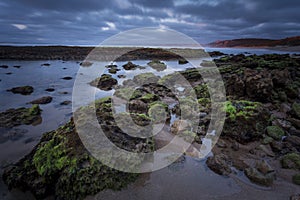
[1,53,300,199]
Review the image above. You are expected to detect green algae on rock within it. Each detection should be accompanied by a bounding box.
[266,126,285,140]
[2,97,158,199]
[0,104,42,128]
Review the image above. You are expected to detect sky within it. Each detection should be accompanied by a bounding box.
[0,0,299,46]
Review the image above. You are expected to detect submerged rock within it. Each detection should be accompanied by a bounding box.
[7,86,34,95]
[28,96,53,104]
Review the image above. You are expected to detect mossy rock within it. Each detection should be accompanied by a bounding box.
[0,104,42,128]
[281,153,300,170]
[292,102,300,118]
[292,174,300,185]
[266,126,285,140]
[133,72,159,85]
[147,60,167,71]
[148,102,169,122]
[2,98,149,200]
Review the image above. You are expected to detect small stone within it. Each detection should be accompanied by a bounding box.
[45,88,55,92]
[80,61,93,67]
[41,63,50,66]
[62,76,72,80]
[60,101,71,106]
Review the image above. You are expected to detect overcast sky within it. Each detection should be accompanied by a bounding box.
[0,0,299,46]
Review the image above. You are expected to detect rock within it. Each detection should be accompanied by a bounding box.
[147,60,167,71]
[28,96,53,104]
[224,74,245,97]
[256,160,274,175]
[7,86,34,95]
[292,102,300,119]
[117,75,126,79]
[89,74,117,91]
[45,88,55,92]
[171,120,191,134]
[216,139,227,148]
[271,68,290,87]
[133,73,159,85]
[108,68,118,74]
[60,100,71,106]
[292,174,300,185]
[178,58,188,64]
[41,63,50,66]
[62,76,72,80]
[106,64,120,74]
[244,68,273,102]
[231,141,240,151]
[270,141,283,152]
[13,65,21,68]
[128,100,148,114]
[280,103,291,113]
[122,61,139,70]
[0,65,9,68]
[6,72,12,75]
[290,194,300,200]
[281,153,300,170]
[266,126,285,140]
[0,105,42,128]
[258,144,275,157]
[288,118,300,129]
[285,136,300,151]
[80,61,93,67]
[262,136,273,145]
[244,167,275,186]
[206,154,232,176]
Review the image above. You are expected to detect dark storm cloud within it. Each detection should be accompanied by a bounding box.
[0,0,299,45]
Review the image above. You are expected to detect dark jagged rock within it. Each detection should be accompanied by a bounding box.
[7,86,34,95]
[0,65,9,68]
[45,88,55,92]
[61,76,73,80]
[122,61,139,70]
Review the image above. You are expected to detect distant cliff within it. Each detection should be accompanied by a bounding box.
[208,36,300,48]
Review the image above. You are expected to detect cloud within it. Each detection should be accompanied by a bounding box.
[0,0,299,45]
[12,24,27,30]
